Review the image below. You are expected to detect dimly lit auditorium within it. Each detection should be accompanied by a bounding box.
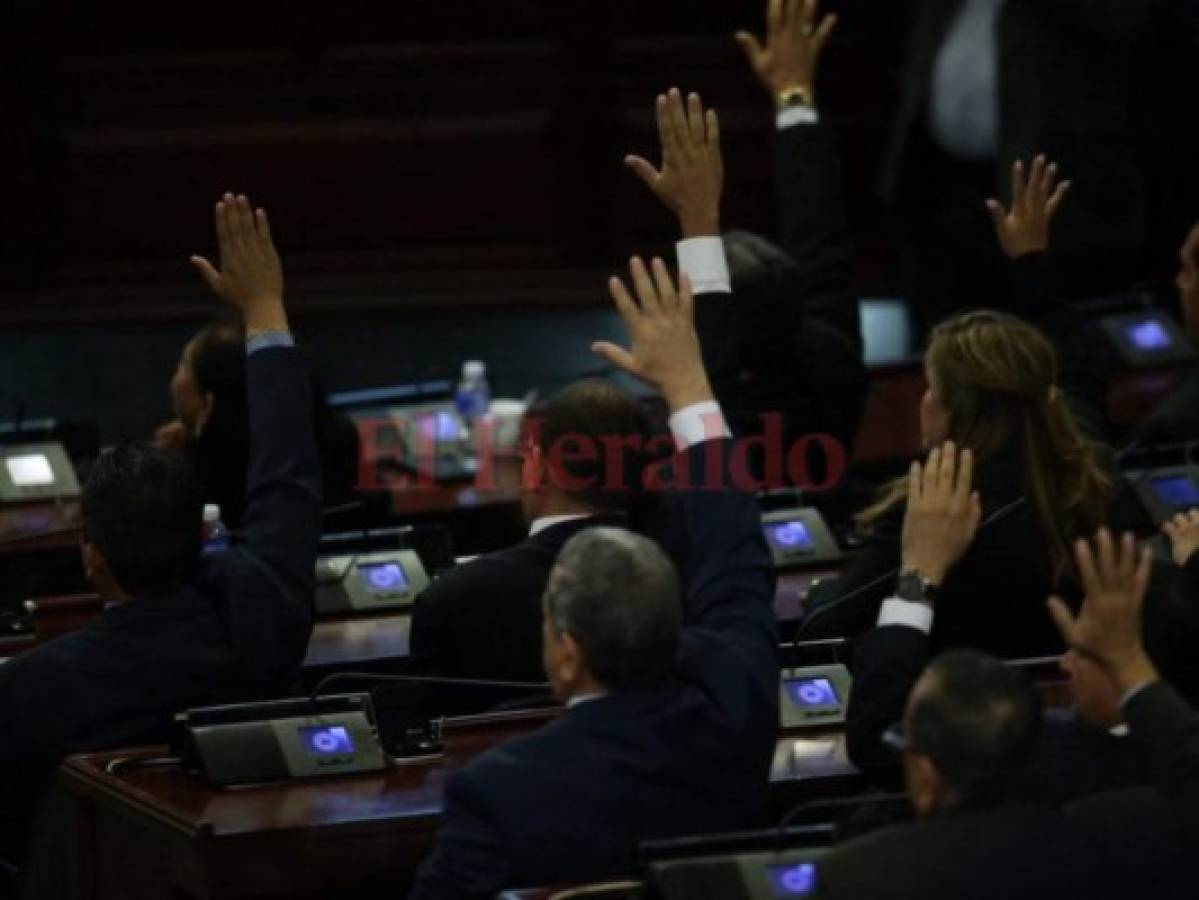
[2,0,1199,897]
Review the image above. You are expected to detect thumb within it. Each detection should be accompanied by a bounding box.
[733,31,764,66]
[590,341,641,379]
[1046,596,1077,646]
[190,255,222,294]
[624,155,660,190]
[984,199,1006,228]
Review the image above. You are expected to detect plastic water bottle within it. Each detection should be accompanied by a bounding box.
[202,503,230,554]
[454,360,491,432]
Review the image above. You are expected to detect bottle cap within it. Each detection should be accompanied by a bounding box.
[462,360,486,379]
[202,504,221,524]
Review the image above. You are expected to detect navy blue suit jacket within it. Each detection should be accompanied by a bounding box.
[0,347,320,821]
[409,438,778,898]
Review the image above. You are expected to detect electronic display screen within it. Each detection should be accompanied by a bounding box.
[766,862,818,897]
[298,725,355,757]
[5,454,55,487]
[766,521,812,550]
[784,678,839,709]
[359,562,409,594]
[416,410,461,444]
[1125,320,1173,352]
[1151,475,1199,508]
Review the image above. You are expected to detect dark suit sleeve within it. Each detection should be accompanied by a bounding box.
[224,347,322,688]
[1124,680,1199,838]
[692,289,751,437]
[845,625,931,780]
[676,439,778,677]
[408,767,516,900]
[773,123,866,453]
[409,576,456,672]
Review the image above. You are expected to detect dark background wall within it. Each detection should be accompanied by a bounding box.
[1,0,1195,444]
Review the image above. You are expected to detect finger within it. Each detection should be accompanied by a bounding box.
[686,92,706,150]
[235,194,256,245]
[1045,181,1071,218]
[666,88,692,159]
[214,197,232,258]
[1181,223,1199,269]
[800,0,815,29]
[985,198,1007,229]
[1075,537,1099,594]
[651,257,679,310]
[1095,528,1116,584]
[190,255,221,293]
[923,445,941,497]
[629,256,663,317]
[655,95,672,166]
[607,275,641,324]
[1011,161,1026,214]
[1040,160,1058,203]
[624,154,662,190]
[908,460,923,504]
[1118,531,1137,583]
[733,31,764,68]
[1028,156,1046,204]
[255,207,273,245]
[967,491,983,533]
[1047,596,1079,646]
[815,13,838,46]
[767,0,783,35]
[590,341,641,378]
[955,447,974,502]
[937,440,956,498]
[1189,508,1199,523]
[1132,546,1152,605]
[705,109,721,159]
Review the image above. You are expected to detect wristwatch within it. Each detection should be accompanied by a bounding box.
[775,85,814,110]
[896,569,939,606]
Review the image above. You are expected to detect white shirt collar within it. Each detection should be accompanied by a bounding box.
[1109,723,1130,737]
[528,513,594,537]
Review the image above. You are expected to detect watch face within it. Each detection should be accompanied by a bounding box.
[896,573,929,603]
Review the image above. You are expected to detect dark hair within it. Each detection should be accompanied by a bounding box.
[1144,565,1199,707]
[544,527,682,690]
[907,649,1042,810]
[82,443,203,594]
[528,379,653,513]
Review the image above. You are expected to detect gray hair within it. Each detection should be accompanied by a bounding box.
[545,526,682,690]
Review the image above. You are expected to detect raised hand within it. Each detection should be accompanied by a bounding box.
[191,193,288,334]
[1162,508,1199,569]
[735,0,838,101]
[900,441,982,586]
[624,89,723,239]
[591,257,713,412]
[1048,529,1157,694]
[154,419,191,450]
[1176,223,1199,340]
[985,156,1072,259]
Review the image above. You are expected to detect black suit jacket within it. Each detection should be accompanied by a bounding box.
[0,348,320,852]
[408,515,623,684]
[844,622,1146,802]
[701,123,865,463]
[882,0,1151,273]
[805,456,1076,657]
[408,438,779,898]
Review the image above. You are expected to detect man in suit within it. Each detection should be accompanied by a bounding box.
[408,378,655,684]
[0,195,320,871]
[883,0,1152,332]
[408,184,779,896]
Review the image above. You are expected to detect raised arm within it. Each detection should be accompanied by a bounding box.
[1049,530,1199,837]
[191,195,321,672]
[593,257,775,660]
[846,443,981,776]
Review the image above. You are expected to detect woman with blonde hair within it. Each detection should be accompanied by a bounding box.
[802,157,1114,657]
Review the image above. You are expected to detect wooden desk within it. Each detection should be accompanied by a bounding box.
[0,500,81,550]
[59,710,864,900]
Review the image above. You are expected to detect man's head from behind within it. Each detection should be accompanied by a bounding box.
[901,650,1042,818]
[81,443,204,598]
[521,379,652,522]
[541,527,682,702]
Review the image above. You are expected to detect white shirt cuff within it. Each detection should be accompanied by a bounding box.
[877,598,935,634]
[668,401,731,449]
[676,237,731,295]
[776,106,820,129]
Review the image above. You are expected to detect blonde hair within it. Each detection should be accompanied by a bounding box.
[859,311,1111,579]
